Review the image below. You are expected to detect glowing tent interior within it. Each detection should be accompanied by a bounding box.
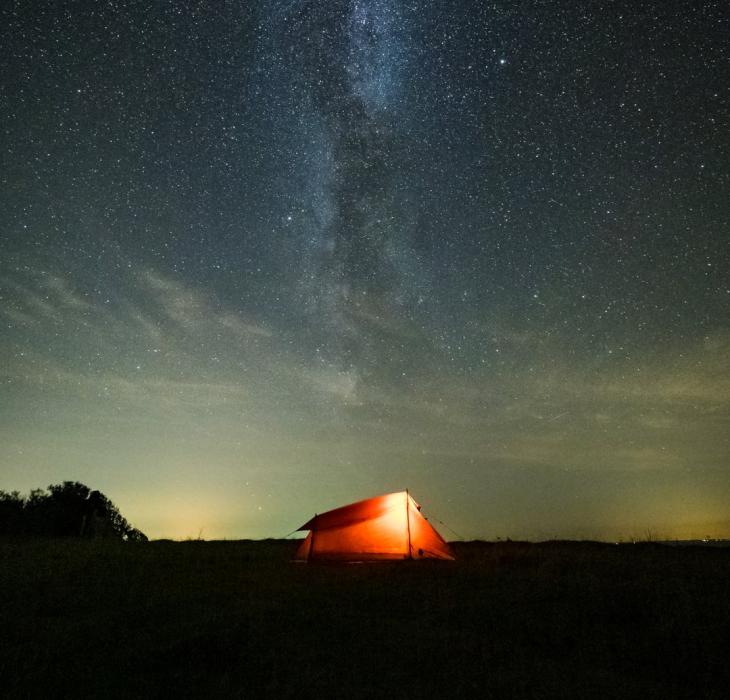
[294,491,455,561]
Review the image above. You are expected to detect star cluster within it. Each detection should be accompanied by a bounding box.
[1,1,728,539]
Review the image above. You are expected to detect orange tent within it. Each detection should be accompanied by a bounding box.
[294,491,455,561]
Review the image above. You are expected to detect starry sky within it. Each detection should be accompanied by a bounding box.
[1,1,728,540]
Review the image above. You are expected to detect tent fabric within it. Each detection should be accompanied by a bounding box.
[294,491,455,561]
[298,492,401,532]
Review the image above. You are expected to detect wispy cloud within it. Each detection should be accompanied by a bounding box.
[218,312,273,339]
[40,274,92,310]
[138,270,207,329]
[1,268,276,410]
[2,268,728,481]
[139,269,273,339]
[304,367,360,403]
[2,267,272,345]
[0,272,92,328]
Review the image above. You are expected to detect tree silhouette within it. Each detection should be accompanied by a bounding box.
[0,490,24,534]
[0,482,147,540]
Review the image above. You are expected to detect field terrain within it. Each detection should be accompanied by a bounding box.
[1,538,728,699]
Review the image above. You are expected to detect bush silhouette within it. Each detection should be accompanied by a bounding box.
[0,481,147,541]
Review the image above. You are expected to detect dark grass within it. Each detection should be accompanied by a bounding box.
[1,538,728,699]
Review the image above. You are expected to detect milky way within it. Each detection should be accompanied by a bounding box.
[1,1,728,539]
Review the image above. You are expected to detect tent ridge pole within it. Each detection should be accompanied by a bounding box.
[308,514,317,563]
[405,489,412,559]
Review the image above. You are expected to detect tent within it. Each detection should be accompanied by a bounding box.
[294,491,455,561]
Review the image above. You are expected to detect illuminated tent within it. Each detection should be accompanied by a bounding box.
[294,491,455,561]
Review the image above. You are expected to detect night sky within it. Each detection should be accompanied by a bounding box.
[2,1,728,540]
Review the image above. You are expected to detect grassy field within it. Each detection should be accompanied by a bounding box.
[1,538,728,699]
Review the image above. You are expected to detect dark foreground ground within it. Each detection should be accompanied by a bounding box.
[1,539,728,699]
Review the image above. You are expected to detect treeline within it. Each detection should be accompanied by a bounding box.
[0,481,147,541]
